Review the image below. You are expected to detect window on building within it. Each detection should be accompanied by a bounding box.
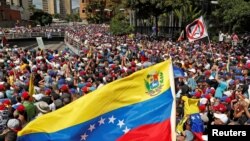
[82,10,85,13]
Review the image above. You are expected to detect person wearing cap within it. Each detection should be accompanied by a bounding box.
[35,101,51,118]
[49,93,60,111]
[0,118,21,141]
[21,92,36,121]
[214,66,228,99]
[14,104,28,128]
[187,68,197,91]
[54,99,63,110]
[212,113,228,125]
[230,93,249,125]
[40,88,52,104]
[176,121,194,141]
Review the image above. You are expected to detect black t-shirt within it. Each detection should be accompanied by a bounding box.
[34,73,42,86]
[40,96,52,105]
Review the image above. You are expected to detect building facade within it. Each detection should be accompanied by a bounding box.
[60,0,72,17]
[0,0,21,22]
[43,0,57,15]
[48,0,57,15]
[79,0,88,19]
[79,0,112,20]
[42,0,48,13]
[20,0,32,20]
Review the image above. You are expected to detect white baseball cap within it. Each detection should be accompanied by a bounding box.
[200,98,208,105]
[188,68,196,73]
[214,113,228,124]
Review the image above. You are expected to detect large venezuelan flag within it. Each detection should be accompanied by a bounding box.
[17,59,176,141]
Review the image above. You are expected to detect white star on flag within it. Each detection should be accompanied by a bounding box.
[117,120,125,128]
[122,126,130,134]
[98,117,105,125]
[88,124,95,132]
[81,133,88,141]
[191,116,195,120]
[196,115,200,119]
[109,116,116,124]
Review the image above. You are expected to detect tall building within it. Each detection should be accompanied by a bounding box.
[0,0,7,6]
[0,0,21,22]
[43,0,57,15]
[6,0,22,7]
[80,0,112,20]
[79,0,88,19]
[21,0,33,20]
[60,0,72,17]
[49,0,57,15]
[42,0,48,12]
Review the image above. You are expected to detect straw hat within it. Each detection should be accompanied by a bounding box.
[36,101,51,114]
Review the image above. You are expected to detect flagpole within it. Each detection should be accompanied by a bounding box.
[169,58,176,141]
[203,16,214,58]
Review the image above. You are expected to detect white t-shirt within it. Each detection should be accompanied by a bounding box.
[219,33,224,42]
[49,103,56,111]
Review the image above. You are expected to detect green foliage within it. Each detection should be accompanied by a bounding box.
[86,0,106,23]
[65,14,81,22]
[213,0,250,32]
[174,4,202,26]
[53,13,61,19]
[110,13,133,35]
[30,10,52,26]
[126,0,169,19]
[28,4,36,13]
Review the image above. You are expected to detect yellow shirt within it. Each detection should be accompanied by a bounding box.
[9,76,14,86]
[20,63,28,71]
[182,96,200,116]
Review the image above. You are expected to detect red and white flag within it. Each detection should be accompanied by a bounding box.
[186,16,208,42]
[177,30,185,42]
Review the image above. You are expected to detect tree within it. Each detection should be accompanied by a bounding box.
[126,0,170,36]
[73,13,81,22]
[65,14,73,22]
[110,13,133,35]
[53,13,61,19]
[174,4,202,27]
[86,0,106,23]
[213,0,250,33]
[30,10,53,26]
[29,4,36,14]
[64,13,81,22]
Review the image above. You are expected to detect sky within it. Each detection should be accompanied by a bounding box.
[33,0,79,9]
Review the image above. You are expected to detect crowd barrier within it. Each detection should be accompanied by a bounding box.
[0,32,65,39]
[64,35,82,55]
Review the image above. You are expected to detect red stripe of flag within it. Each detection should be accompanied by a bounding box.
[117,119,172,141]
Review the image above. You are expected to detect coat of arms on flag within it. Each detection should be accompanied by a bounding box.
[186,16,208,42]
[144,71,164,96]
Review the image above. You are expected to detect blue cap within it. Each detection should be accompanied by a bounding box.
[69,88,77,94]
[220,95,228,102]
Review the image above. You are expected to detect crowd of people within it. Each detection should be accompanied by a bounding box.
[0,24,249,141]
[0,25,67,35]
